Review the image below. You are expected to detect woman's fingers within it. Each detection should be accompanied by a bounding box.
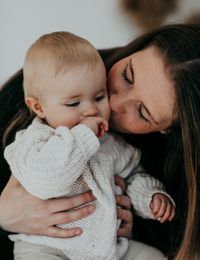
[117,208,133,238]
[114,176,133,239]
[0,176,96,236]
[46,226,82,238]
[117,208,132,223]
[114,175,126,193]
[45,205,96,237]
[47,191,96,213]
[49,204,96,226]
[116,195,131,210]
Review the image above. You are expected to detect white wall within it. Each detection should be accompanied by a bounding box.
[1,0,200,86]
[0,0,138,86]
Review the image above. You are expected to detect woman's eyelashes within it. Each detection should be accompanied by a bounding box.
[121,64,134,85]
[136,104,149,122]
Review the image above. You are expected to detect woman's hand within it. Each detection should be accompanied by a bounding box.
[0,175,96,237]
[115,175,133,238]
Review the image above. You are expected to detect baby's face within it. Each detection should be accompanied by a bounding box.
[39,62,110,129]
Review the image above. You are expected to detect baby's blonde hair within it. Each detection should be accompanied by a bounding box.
[23,31,102,97]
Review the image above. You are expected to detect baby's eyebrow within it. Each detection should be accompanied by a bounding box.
[97,88,106,93]
[62,95,82,100]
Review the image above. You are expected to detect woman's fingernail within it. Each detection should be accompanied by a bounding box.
[75,229,82,235]
[89,206,95,213]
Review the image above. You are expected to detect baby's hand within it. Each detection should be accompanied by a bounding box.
[150,193,175,223]
[80,117,109,137]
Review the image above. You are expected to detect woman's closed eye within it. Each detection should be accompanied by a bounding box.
[121,60,134,85]
[66,101,80,107]
[136,104,149,123]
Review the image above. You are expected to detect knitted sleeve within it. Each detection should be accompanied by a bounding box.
[126,173,175,219]
[111,134,144,179]
[4,119,100,199]
[110,134,175,219]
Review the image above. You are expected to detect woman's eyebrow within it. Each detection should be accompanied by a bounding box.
[129,58,135,83]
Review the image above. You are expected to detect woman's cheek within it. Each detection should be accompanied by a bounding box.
[109,95,116,111]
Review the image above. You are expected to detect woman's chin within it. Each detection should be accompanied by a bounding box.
[109,118,130,134]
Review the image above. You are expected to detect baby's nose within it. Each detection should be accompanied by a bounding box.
[82,106,98,117]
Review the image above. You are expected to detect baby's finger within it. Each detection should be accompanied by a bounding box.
[103,121,109,131]
[100,128,105,137]
[98,125,104,137]
[154,199,167,218]
[151,198,161,214]
[101,124,107,135]
[168,207,176,221]
[159,202,171,223]
[99,120,108,131]
[97,119,108,137]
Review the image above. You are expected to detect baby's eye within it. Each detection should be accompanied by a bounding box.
[95,95,105,102]
[66,101,80,107]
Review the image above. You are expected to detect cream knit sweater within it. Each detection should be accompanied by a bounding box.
[4,117,174,260]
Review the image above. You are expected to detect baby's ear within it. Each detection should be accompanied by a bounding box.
[25,97,45,119]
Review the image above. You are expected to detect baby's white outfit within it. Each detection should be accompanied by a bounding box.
[4,117,174,260]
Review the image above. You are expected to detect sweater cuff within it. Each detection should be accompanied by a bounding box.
[71,124,100,159]
[133,188,156,219]
[152,190,176,207]
[131,188,175,219]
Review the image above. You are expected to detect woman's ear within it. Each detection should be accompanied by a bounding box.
[160,129,170,135]
[160,130,167,134]
[25,97,45,119]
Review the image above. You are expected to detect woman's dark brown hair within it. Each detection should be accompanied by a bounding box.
[1,24,200,259]
[103,23,200,260]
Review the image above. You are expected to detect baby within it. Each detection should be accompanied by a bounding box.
[4,31,175,260]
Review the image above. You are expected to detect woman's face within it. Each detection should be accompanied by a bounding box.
[107,46,175,134]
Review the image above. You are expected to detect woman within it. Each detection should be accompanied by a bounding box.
[0,23,200,260]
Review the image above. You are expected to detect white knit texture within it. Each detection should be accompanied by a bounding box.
[127,174,175,219]
[4,117,174,260]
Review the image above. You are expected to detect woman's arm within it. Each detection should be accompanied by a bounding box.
[0,175,96,237]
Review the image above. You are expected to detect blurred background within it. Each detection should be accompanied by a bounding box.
[0,0,200,86]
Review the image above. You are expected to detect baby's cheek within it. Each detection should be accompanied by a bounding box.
[62,113,81,128]
[104,103,111,121]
